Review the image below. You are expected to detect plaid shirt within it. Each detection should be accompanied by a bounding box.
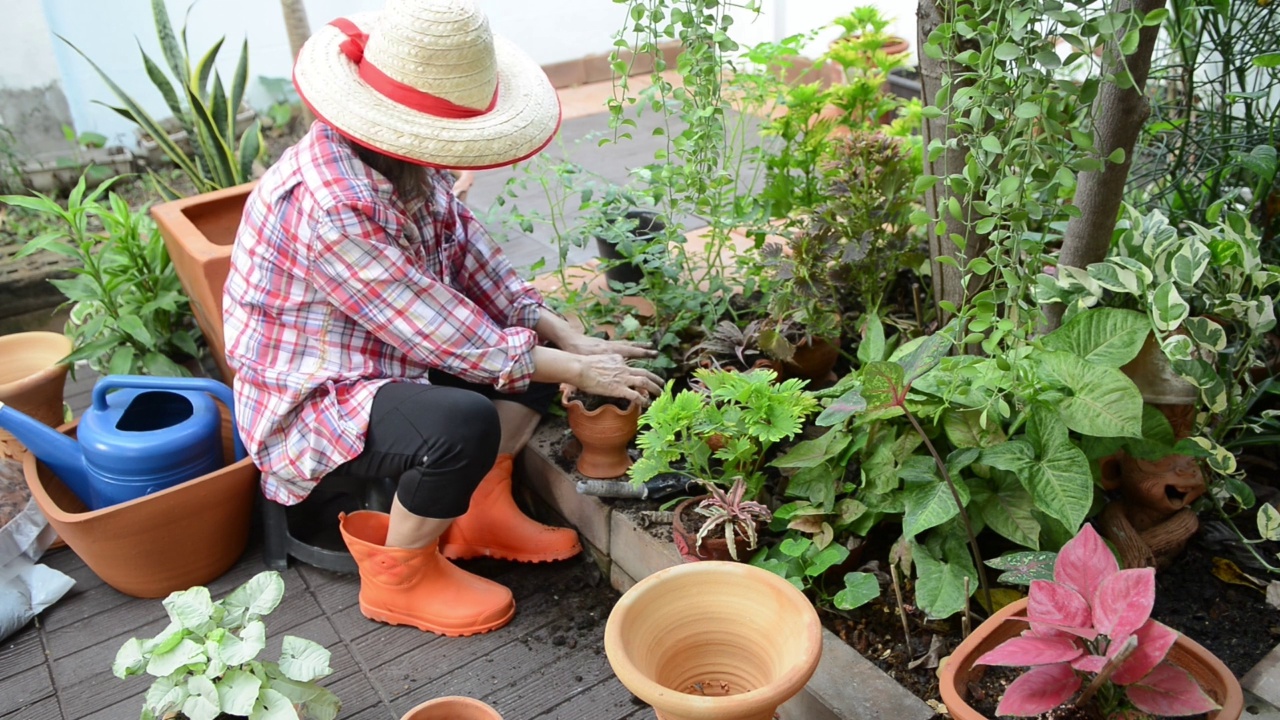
[224,122,543,505]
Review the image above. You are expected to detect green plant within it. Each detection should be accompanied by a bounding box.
[112,571,340,720]
[690,476,772,560]
[258,76,300,138]
[62,0,264,199]
[752,530,880,612]
[629,367,818,499]
[1,172,201,376]
[684,319,766,371]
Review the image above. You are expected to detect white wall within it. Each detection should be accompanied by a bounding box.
[25,0,919,149]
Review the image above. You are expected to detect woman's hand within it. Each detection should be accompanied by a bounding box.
[559,334,658,360]
[571,354,665,406]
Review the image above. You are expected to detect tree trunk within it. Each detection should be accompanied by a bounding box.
[1044,0,1168,329]
[280,0,316,126]
[918,0,985,320]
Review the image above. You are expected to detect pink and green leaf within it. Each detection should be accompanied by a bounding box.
[1111,620,1179,686]
[1071,654,1108,673]
[995,663,1082,717]
[1028,580,1095,638]
[977,636,1084,667]
[1125,662,1219,716]
[1093,568,1155,639]
[1054,524,1118,598]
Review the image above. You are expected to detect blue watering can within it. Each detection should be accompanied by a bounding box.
[0,375,246,511]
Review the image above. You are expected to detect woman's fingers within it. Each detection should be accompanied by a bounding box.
[613,341,659,358]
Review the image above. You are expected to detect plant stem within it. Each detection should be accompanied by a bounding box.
[1212,490,1280,574]
[903,407,993,610]
[889,562,913,650]
[1075,635,1138,709]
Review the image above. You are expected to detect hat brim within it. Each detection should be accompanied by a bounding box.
[293,13,561,170]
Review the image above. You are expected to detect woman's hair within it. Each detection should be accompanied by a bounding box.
[353,143,430,204]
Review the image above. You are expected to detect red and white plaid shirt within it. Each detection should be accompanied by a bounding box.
[224,122,543,505]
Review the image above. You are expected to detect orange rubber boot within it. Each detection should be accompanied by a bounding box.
[339,511,515,636]
[440,454,582,563]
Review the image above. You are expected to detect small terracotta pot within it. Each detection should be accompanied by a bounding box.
[605,561,823,720]
[152,183,256,385]
[22,400,258,598]
[400,696,502,720]
[672,496,753,563]
[782,336,840,384]
[0,332,72,462]
[939,598,1244,720]
[563,394,639,479]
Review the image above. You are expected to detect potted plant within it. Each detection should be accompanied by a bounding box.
[112,570,341,720]
[400,696,502,720]
[603,560,823,720]
[672,476,772,562]
[1,173,203,377]
[939,524,1243,719]
[0,331,72,462]
[585,186,668,289]
[562,389,640,479]
[683,319,772,374]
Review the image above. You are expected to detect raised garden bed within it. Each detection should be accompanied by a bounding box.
[517,416,1280,720]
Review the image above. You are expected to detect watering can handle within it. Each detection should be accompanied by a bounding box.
[92,375,246,461]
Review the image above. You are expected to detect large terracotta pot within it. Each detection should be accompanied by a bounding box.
[151,183,255,384]
[563,394,639,479]
[0,332,72,462]
[939,598,1244,720]
[22,399,258,598]
[400,696,502,719]
[605,561,822,720]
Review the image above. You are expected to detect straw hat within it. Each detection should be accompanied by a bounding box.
[293,0,561,170]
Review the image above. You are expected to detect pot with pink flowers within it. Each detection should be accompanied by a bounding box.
[940,524,1243,720]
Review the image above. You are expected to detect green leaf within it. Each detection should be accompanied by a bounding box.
[182,675,221,720]
[1107,148,1126,164]
[1150,282,1190,332]
[912,538,977,620]
[1254,52,1280,69]
[816,389,867,427]
[140,46,186,124]
[146,638,205,677]
[253,687,300,720]
[985,550,1057,585]
[223,571,285,621]
[773,430,850,468]
[1087,261,1142,294]
[216,668,262,716]
[113,638,146,679]
[237,120,265,180]
[895,332,952,385]
[903,475,969,539]
[144,674,188,718]
[833,572,880,610]
[1171,241,1211,288]
[1014,102,1040,119]
[278,636,333,683]
[117,314,155,346]
[164,586,214,630]
[1035,350,1143,437]
[994,42,1022,60]
[861,361,906,413]
[808,544,850,576]
[1041,308,1150,367]
[1023,410,1094,531]
[980,135,1003,154]
[980,439,1034,472]
[944,409,1005,449]
[1182,316,1227,352]
[969,473,1040,549]
[217,620,265,665]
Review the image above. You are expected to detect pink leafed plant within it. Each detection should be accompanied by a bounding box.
[976,524,1220,718]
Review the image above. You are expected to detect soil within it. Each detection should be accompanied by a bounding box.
[965,665,1208,720]
[567,391,632,413]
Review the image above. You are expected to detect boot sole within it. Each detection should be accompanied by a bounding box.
[440,543,582,564]
[359,603,515,637]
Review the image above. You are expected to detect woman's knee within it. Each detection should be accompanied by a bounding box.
[393,387,500,518]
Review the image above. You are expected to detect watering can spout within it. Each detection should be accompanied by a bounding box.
[0,401,89,498]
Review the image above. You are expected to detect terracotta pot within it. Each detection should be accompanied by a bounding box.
[1121,332,1198,405]
[782,336,840,384]
[939,598,1244,720]
[0,332,72,462]
[400,696,502,719]
[563,394,639,479]
[22,400,258,598]
[672,496,755,563]
[604,561,823,720]
[151,183,256,384]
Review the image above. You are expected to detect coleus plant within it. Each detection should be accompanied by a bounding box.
[976,525,1218,717]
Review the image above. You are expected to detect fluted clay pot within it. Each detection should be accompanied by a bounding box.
[563,393,639,479]
[939,598,1243,720]
[0,332,72,462]
[400,696,502,720]
[605,561,822,720]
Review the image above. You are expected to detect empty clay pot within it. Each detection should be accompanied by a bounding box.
[563,394,639,479]
[400,696,502,719]
[605,561,822,720]
[0,332,72,462]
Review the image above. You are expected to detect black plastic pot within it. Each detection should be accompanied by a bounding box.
[594,210,666,286]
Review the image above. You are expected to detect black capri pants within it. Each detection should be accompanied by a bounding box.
[329,372,558,519]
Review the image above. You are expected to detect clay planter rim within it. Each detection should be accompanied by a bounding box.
[604,560,823,719]
[0,331,73,392]
[400,695,502,719]
[938,597,1244,720]
[561,393,638,418]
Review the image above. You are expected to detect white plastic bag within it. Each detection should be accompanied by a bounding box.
[0,459,72,642]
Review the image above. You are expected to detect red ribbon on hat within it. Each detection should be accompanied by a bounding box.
[331,17,499,119]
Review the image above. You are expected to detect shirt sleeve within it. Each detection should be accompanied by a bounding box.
[450,194,545,331]
[309,199,538,392]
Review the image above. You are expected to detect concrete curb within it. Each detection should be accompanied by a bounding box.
[518,419,935,720]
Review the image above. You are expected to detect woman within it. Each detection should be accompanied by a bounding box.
[223,0,662,637]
